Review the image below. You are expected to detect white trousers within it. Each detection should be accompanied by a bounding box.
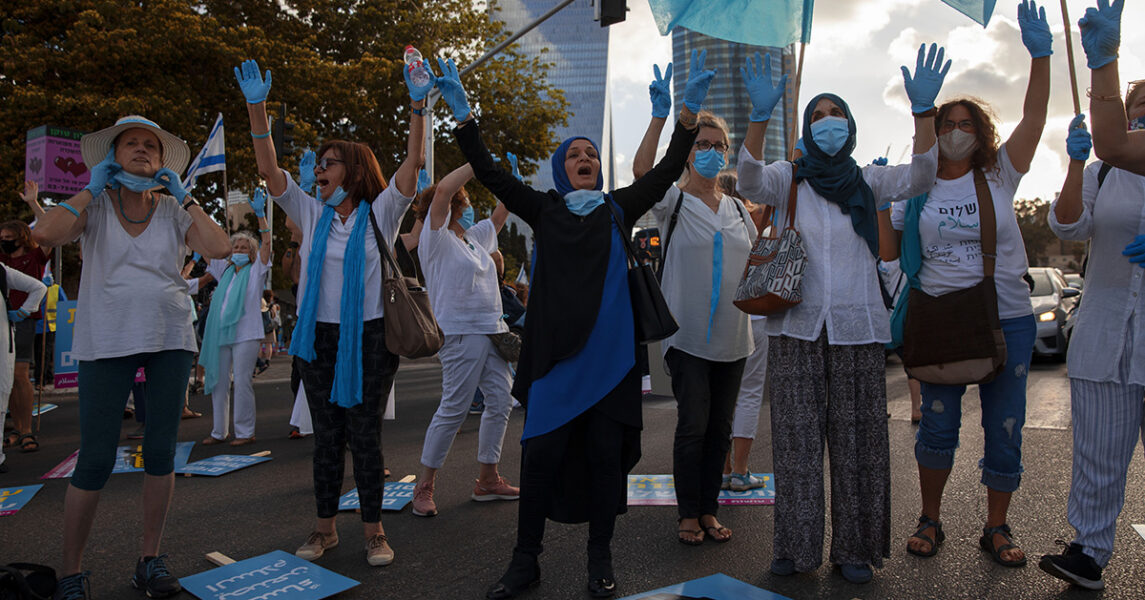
[732,319,769,439]
[420,334,513,469]
[1068,320,1145,567]
[209,339,261,440]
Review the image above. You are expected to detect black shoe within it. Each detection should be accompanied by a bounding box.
[54,572,91,600]
[1039,541,1104,590]
[587,577,617,598]
[486,556,540,599]
[132,554,182,598]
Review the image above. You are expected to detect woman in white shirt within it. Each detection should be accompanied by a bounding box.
[197,209,272,447]
[410,163,518,517]
[0,265,47,474]
[1038,80,1145,590]
[737,45,944,583]
[236,57,423,568]
[634,100,756,547]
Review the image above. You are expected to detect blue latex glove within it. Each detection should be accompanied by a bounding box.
[298,149,316,193]
[416,169,431,194]
[901,43,951,114]
[192,251,202,263]
[1018,0,1053,58]
[404,58,436,101]
[682,49,716,113]
[870,156,889,166]
[84,148,121,197]
[435,57,472,122]
[1124,234,1145,267]
[7,308,28,323]
[794,138,806,156]
[741,52,787,123]
[506,152,523,181]
[234,59,272,104]
[153,167,189,203]
[1078,0,1122,69]
[649,63,673,119]
[42,272,53,286]
[248,188,267,218]
[1066,114,1092,161]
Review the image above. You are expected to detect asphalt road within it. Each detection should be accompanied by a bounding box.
[3,354,1145,600]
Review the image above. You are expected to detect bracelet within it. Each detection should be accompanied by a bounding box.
[182,197,198,210]
[57,201,81,218]
[1086,88,1121,102]
[410,106,425,116]
[251,130,271,139]
[913,108,937,118]
[259,228,271,233]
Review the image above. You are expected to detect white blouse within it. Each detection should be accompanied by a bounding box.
[736,144,938,344]
[1049,161,1145,385]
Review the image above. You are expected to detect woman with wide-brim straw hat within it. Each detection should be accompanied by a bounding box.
[32,114,231,600]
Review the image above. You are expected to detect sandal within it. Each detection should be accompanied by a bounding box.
[700,516,731,543]
[907,515,944,558]
[181,408,203,419]
[979,523,1027,567]
[18,433,39,453]
[676,519,704,546]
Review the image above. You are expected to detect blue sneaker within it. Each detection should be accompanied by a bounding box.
[728,472,765,492]
[53,572,90,600]
[131,554,182,598]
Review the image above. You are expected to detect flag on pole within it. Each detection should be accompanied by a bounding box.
[940,0,998,27]
[182,113,225,190]
[647,0,815,47]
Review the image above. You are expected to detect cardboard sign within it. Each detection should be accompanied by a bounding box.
[42,441,195,480]
[53,300,144,388]
[338,482,416,512]
[627,474,775,506]
[179,550,358,600]
[0,484,44,517]
[177,454,272,477]
[619,573,791,600]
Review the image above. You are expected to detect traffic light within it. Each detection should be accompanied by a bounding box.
[282,120,295,156]
[596,0,626,26]
[271,116,284,158]
[271,104,295,157]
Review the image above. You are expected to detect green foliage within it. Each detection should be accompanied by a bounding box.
[1014,197,1055,266]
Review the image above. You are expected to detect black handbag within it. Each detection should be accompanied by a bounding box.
[604,200,679,344]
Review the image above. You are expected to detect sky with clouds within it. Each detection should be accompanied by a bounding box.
[606,0,1145,202]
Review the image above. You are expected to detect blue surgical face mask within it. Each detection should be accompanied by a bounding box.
[692,148,726,179]
[231,253,250,267]
[457,205,476,230]
[810,116,850,157]
[113,170,159,193]
[322,186,348,207]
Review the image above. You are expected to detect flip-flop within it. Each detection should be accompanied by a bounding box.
[907,515,944,558]
[702,524,732,543]
[181,409,203,419]
[18,434,39,453]
[980,523,1027,567]
[677,518,704,546]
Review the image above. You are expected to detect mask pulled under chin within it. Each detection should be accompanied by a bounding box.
[113,170,162,193]
[457,206,476,230]
[939,129,978,161]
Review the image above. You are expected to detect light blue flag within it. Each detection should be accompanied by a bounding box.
[940,0,998,26]
[648,0,814,47]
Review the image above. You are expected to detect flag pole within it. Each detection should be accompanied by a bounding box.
[789,41,806,159]
[1060,0,1082,115]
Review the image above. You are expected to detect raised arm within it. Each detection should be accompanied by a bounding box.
[429,163,474,230]
[248,188,273,264]
[393,60,433,198]
[20,181,46,223]
[741,52,787,162]
[1005,1,1053,172]
[490,203,509,234]
[1078,0,1145,173]
[1055,115,1091,225]
[401,217,423,252]
[633,63,672,179]
[235,60,288,195]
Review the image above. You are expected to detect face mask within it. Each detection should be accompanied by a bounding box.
[809,116,850,157]
[231,253,251,267]
[322,186,348,207]
[692,148,726,179]
[113,170,160,193]
[1129,115,1145,131]
[938,129,978,161]
[0,240,18,255]
[457,206,476,230]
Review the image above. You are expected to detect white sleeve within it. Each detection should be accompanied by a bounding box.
[370,176,415,246]
[5,266,47,313]
[735,145,792,207]
[890,200,907,231]
[995,145,1025,198]
[470,219,497,253]
[864,144,938,204]
[206,258,227,280]
[185,277,200,296]
[1048,162,1099,242]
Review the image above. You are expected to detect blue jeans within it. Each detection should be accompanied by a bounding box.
[914,315,1036,493]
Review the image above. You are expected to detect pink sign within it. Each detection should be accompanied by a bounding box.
[25,125,89,196]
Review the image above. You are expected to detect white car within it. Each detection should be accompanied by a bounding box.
[1028,267,1081,360]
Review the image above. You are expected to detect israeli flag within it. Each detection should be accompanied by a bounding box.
[182,113,226,190]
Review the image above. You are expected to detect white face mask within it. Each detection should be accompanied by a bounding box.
[939,129,978,162]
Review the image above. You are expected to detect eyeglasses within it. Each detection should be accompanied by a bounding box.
[315,157,345,171]
[694,140,729,153]
[940,119,976,133]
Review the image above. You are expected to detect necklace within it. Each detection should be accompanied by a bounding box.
[117,189,156,224]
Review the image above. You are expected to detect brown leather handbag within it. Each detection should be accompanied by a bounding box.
[369,210,444,359]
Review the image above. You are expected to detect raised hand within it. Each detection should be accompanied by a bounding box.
[85,148,121,197]
[741,52,787,123]
[901,43,952,114]
[234,59,272,104]
[298,149,316,193]
[153,167,190,203]
[649,63,673,119]
[682,49,717,113]
[248,187,267,218]
[404,58,436,101]
[19,180,38,205]
[435,57,472,122]
[1018,0,1053,58]
[870,156,889,166]
[506,152,523,181]
[1078,0,1123,69]
[1066,114,1092,161]
[417,168,431,194]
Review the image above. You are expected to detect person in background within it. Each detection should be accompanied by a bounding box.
[1076,0,1145,174]
[0,263,47,473]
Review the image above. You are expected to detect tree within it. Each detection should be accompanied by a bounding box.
[1013,197,1055,267]
[0,0,568,291]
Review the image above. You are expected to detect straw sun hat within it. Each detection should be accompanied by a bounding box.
[80,115,191,174]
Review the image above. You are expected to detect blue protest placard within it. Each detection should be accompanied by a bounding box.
[42,441,195,479]
[179,550,358,600]
[32,403,57,416]
[627,474,775,506]
[177,454,272,477]
[620,573,791,600]
[338,481,416,512]
[0,484,44,517]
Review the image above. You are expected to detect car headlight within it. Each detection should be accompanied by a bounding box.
[1038,311,1056,322]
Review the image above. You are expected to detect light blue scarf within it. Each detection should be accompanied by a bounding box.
[199,261,253,393]
[289,188,370,408]
[707,231,723,343]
